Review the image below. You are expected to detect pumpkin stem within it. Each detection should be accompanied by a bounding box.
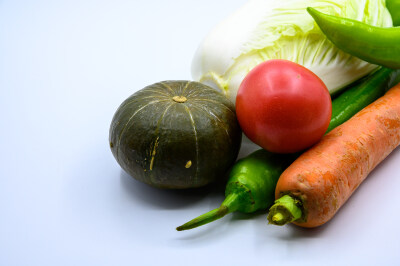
[172,96,187,103]
[176,193,240,231]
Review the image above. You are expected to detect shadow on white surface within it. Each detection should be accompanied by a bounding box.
[237,135,261,159]
[119,170,226,210]
[279,223,327,240]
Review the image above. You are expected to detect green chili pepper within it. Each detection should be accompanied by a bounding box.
[328,67,400,132]
[307,7,400,69]
[177,67,400,231]
[176,150,296,231]
[387,0,400,27]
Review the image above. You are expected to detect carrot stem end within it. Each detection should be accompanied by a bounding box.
[268,195,302,226]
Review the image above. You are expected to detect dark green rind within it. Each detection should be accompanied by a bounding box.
[109,81,242,189]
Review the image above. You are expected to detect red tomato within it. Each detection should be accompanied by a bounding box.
[236,59,332,153]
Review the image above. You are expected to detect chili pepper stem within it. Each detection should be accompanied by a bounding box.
[267,195,302,226]
[176,193,240,231]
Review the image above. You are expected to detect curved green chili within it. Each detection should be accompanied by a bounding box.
[307,7,400,69]
[176,150,296,231]
[328,67,400,132]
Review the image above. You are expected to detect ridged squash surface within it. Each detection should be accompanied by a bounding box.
[109,81,242,189]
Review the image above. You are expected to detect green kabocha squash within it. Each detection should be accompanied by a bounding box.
[109,81,242,189]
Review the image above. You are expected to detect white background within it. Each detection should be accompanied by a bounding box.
[1,0,400,265]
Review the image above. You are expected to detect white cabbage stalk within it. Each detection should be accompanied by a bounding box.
[192,0,393,104]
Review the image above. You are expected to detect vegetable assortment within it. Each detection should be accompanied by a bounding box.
[191,0,392,104]
[110,0,400,233]
[268,82,400,227]
[266,1,400,227]
[176,66,400,231]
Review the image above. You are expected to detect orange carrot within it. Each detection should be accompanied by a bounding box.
[268,82,400,228]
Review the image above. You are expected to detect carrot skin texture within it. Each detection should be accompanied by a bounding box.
[275,83,400,228]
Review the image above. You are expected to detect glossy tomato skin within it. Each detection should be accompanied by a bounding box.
[236,59,332,154]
